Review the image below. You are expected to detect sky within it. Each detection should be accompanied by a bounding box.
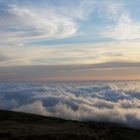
[0,0,140,81]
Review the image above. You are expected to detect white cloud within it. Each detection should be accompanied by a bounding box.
[90,1,140,41]
[14,101,50,116]
[104,12,140,40]
[0,82,140,129]
[1,5,77,39]
[1,0,140,42]
[0,0,95,44]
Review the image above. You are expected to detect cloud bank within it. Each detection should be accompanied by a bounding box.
[0,81,140,129]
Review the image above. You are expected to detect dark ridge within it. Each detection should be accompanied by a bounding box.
[0,109,140,140]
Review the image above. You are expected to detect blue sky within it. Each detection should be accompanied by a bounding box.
[0,0,140,81]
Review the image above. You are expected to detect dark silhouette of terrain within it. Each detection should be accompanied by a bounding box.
[0,109,140,140]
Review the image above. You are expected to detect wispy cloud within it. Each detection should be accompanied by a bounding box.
[105,12,140,40]
[1,0,140,43]
[0,42,140,66]
[0,0,140,68]
[0,0,95,45]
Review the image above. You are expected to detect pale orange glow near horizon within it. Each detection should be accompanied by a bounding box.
[0,66,139,82]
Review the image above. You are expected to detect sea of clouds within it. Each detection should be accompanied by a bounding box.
[0,81,140,129]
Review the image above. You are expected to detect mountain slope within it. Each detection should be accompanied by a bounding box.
[0,110,140,140]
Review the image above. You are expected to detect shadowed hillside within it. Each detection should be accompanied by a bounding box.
[0,110,140,140]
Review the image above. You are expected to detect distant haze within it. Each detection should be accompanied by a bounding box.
[0,62,140,81]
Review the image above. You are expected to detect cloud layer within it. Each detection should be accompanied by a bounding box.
[0,81,140,129]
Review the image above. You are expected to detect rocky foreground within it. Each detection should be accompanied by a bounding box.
[0,110,140,140]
